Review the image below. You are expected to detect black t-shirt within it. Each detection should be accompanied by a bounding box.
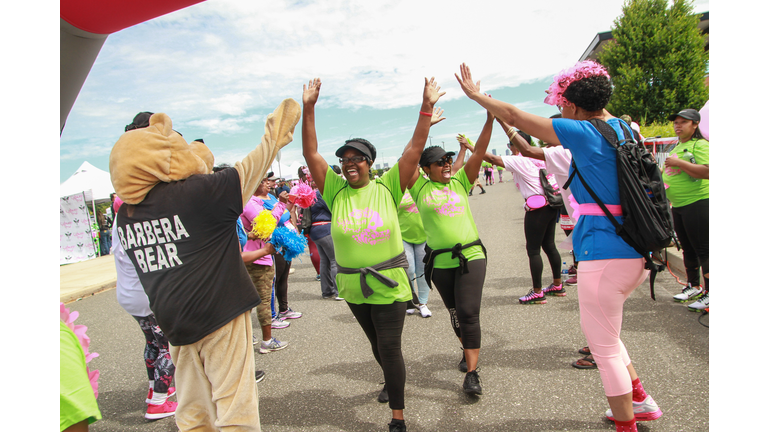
[116,168,261,346]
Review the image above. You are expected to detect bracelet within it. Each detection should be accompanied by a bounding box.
[506,127,516,136]
[508,130,518,142]
[419,111,433,116]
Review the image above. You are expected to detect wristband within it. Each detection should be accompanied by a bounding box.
[419,111,433,116]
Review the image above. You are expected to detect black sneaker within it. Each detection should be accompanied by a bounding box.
[388,419,407,432]
[458,351,467,373]
[255,370,266,383]
[463,370,482,395]
[377,384,389,403]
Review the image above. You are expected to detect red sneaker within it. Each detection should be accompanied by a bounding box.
[145,399,178,420]
[146,386,176,404]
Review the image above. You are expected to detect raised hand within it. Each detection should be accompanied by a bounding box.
[431,107,446,126]
[457,134,469,147]
[303,78,322,106]
[455,63,481,100]
[423,77,446,106]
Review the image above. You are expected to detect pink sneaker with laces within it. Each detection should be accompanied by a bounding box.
[145,399,178,420]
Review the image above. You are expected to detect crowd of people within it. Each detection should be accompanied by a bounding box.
[61,61,708,432]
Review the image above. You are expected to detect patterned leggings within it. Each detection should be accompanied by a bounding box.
[133,314,175,393]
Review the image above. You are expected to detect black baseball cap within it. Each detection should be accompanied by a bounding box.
[335,138,376,162]
[266,171,277,180]
[668,109,700,122]
[419,146,456,166]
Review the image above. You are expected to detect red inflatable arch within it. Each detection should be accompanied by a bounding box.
[60,0,206,132]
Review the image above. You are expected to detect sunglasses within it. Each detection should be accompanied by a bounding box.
[434,156,453,167]
[339,156,368,164]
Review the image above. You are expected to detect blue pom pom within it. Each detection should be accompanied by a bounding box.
[269,227,307,262]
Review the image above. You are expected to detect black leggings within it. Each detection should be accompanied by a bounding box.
[672,198,709,291]
[133,314,175,393]
[524,205,561,288]
[346,301,407,410]
[431,259,487,349]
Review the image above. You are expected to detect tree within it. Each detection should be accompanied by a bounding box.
[599,0,708,124]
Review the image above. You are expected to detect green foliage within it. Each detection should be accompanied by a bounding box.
[640,122,675,139]
[599,0,708,124]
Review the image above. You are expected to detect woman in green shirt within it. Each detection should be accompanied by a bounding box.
[407,108,493,396]
[663,109,709,311]
[301,77,444,432]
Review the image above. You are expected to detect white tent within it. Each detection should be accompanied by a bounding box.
[60,161,114,202]
[270,160,305,181]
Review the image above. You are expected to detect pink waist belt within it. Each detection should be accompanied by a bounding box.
[579,203,623,216]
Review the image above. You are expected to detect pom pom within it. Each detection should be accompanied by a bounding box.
[269,226,307,261]
[61,302,99,399]
[544,60,610,107]
[290,182,317,208]
[301,166,313,183]
[252,210,277,240]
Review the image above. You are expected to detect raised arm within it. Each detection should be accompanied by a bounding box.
[301,78,330,195]
[456,63,560,145]
[496,117,545,160]
[464,111,495,183]
[399,77,445,192]
[452,136,468,174]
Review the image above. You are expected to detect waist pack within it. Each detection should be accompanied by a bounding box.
[563,119,678,300]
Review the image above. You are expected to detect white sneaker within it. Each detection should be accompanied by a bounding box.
[673,283,703,302]
[688,292,709,312]
[288,268,295,274]
[406,308,417,315]
[418,304,432,318]
[605,395,662,421]
[259,337,289,354]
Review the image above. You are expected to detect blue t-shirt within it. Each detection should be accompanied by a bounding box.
[236,218,247,249]
[552,117,641,262]
[309,190,332,241]
[261,194,292,226]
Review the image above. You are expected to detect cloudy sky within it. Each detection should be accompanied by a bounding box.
[59,0,710,182]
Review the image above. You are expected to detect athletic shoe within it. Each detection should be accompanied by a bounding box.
[278,307,303,319]
[458,351,468,373]
[335,296,345,301]
[468,191,473,196]
[688,292,709,312]
[259,337,289,354]
[568,265,577,275]
[463,370,482,395]
[479,190,486,195]
[255,370,266,383]
[271,317,290,329]
[316,274,321,281]
[405,308,417,315]
[519,289,547,304]
[377,384,388,403]
[565,274,577,285]
[388,420,407,432]
[673,283,703,302]
[605,395,663,421]
[542,283,566,296]
[145,399,177,420]
[146,386,176,404]
[289,268,295,275]
[418,304,432,317]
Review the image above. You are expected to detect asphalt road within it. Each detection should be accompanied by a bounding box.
[66,180,709,431]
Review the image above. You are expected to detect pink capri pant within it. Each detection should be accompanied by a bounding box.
[578,258,648,397]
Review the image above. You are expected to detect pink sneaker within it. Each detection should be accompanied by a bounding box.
[519,289,547,304]
[145,386,176,404]
[145,399,178,420]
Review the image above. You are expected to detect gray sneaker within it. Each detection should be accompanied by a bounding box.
[259,337,289,354]
[687,292,709,312]
[673,284,703,302]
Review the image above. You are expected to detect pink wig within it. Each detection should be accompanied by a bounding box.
[544,60,610,107]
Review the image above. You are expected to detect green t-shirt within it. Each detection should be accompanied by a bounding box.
[408,168,484,269]
[60,321,101,431]
[322,163,412,305]
[662,138,709,207]
[397,191,427,244]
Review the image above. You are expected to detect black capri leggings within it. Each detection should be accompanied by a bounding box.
[672,198,709,291]
[346,301,407,410]
[524,205,561,288]
[431,259,487,350]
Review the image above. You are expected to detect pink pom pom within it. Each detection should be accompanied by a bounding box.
[290,182,317,208]
[544,60,610,107]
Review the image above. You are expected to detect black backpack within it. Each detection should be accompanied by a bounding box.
[539,169,564,208]
[563,119,677,300]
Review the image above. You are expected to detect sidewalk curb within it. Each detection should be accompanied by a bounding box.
[61,281,116,304]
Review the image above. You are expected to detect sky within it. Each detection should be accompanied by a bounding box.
[59,0,711,182]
